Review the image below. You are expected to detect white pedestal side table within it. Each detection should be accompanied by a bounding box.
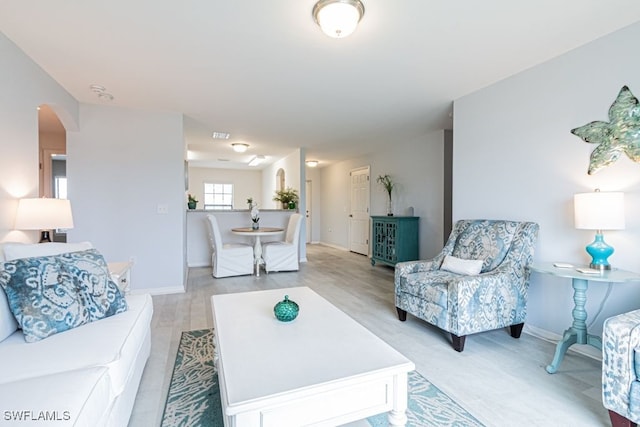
[530,262,640,373]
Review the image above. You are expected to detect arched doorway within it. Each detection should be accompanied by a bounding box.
[276,168,285,208]
[38,104,68,241]
[276,168,285,192]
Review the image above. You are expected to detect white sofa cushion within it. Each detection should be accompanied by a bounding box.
[0,367,113,427]
[2,241,92,261]
[0,287,18,344]
[0,244,18,343]
[0,243,12,263]
[0,293,152,396]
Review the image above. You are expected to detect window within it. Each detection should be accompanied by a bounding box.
[204,183,233,210]
[54,176,68,199]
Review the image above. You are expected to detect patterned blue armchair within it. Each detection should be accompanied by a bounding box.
[395,219,539,352]
[603,309,640,427]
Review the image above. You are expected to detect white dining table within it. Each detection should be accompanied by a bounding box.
[231,227,284,276]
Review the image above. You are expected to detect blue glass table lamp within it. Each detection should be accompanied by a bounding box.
[574,190,625,271]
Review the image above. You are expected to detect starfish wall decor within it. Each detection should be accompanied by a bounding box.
[571,85,640,175]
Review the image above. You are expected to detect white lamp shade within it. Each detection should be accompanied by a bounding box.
[574,191,624,230]
[15,198,74,230]
[313,0,364,38]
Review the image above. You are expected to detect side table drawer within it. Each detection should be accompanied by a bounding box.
[108,261,133,294]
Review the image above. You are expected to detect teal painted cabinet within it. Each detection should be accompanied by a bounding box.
[371,216,419,267]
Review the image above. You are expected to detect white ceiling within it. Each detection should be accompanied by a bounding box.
[3,1,640,169]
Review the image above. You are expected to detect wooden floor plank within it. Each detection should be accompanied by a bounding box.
[129,244,608,427]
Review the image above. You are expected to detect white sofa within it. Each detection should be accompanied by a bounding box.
[0,242,153,427]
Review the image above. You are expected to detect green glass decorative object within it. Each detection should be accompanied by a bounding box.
[274,295,299,322]
[571,85,640,175]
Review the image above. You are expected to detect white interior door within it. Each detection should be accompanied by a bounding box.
[305,180,312,243]
[349,167,370,255]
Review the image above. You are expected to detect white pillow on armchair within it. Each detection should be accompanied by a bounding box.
[440,255,484,275]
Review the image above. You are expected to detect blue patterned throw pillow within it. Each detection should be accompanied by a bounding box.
[58,249,128,321]
[0,249,127,342]
[0,254,87,342]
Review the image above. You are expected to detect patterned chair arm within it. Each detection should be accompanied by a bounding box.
[447,264,527,335]
[603,309,640,421]
[394,259,439,286]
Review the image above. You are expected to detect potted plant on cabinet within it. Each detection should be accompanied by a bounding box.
[376,174,394,216]
[187,194,198,210]
[273,187,299,210]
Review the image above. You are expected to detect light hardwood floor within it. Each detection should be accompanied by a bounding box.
[129,244,608,427]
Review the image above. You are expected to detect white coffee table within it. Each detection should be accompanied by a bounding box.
[210,287,415,427]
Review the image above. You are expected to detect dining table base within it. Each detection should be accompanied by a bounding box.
[253,235,264,276]
[231,227,285,277]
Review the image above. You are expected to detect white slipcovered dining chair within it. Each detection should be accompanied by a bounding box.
[205,214,254,278]
[262,213,303,273]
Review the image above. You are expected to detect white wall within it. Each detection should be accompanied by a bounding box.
[66,104,185,294]
[319,131,445,259]
[0,33,79,243]
[261,149,302,209]
[188,167,262,209]
[260,149,307,260]
[305,165,322,243]
[454,22,640,340]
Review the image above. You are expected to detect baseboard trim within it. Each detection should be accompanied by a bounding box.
[317,242,349,251]
[523,324,602,361]
[187,262,210,268]
[130,285,185,296]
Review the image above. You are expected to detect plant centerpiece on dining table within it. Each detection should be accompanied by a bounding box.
[247,197,260,229]
[273,187,299,210]
[377,174,394,216]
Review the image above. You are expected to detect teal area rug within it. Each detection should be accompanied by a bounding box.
[161,329,222,426]
[161,329,484,427]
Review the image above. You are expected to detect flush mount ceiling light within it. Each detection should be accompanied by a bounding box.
[212,131,230,140]
[98,92,114,101]
[312,0,364,38]
[248,155,266,167]
[306,160,319,167]
[232,143,249,153]
[89,84,114,102]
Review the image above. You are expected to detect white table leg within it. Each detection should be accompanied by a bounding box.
[253,235,263,277]
[387,372,409,426]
